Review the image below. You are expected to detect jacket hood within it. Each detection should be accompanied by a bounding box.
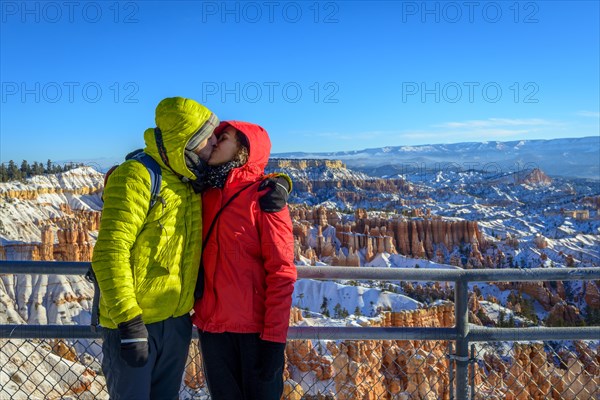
[215,121,272,183]
[143,97,218,180]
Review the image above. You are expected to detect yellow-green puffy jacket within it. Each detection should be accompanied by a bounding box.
[92,97,216,329]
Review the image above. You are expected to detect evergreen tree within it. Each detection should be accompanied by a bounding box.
[0,164,7,182]
[0,159,82,181]
[8,160,20,180]
[584,305,600,326]
[20,160,29,178]
[508,314,516,327]
[498,310,506,327]
[33,162,44,175]
[320,297,330,317]
[333,303,343,319]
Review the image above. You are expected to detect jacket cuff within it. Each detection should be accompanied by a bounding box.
[260,330,287,344]
[109,305,144,327]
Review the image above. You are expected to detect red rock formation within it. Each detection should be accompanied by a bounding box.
[184,339,205,389]
[517,168,553,186]
[0,185,102,201]
[51,339,78,362]
[40,226,54,261]
[584,281,600,310]
[583,196,600,209]
[496,281,563,311]
[44,219,94,262]
[534,234,548,249]
[545,303,584,326]
[290,206,494,267]
[268,159,348,170]
[0,244,40,260]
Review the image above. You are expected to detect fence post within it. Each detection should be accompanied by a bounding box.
[448,342,455,400]
[455,279,470,399]
[470,344,476,399]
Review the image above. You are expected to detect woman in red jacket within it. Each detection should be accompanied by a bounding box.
[193,121,297,400]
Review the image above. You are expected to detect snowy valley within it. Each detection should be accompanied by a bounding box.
[0,136,599,399]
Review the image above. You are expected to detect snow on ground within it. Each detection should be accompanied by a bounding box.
[293,279,422,318]
[479,300,532,326]
[0,167,103,244]
[365,253,461,270]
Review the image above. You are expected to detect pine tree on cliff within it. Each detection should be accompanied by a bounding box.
[20,160,29,178]
[0,164,7,182]
[7,160,20,181]
[321,297,330,317]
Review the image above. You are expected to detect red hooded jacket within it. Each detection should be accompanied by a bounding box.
[192,121,297,343]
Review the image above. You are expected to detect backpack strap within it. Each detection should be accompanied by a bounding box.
[94,151,163,328]
[85,267,100,331]
[194,180,259,300]
[204,181,257,245]
[103,150,164,214]
[129,152,163,213]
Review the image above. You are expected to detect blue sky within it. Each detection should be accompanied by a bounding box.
[1,0,599,164]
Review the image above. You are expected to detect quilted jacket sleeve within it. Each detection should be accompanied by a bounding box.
[259,205,297,343]
[92,161,151,326]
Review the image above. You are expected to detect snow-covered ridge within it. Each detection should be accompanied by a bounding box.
[0,167,104,244]
[0,167,104,195]
[273,136,600,180]
[266,158,372,181]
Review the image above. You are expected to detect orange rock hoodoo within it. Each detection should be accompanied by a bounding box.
[291,206,488,266]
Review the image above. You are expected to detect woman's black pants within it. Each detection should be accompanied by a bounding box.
[198,331,286,400]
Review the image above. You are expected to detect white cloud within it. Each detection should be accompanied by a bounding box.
[576,111,600,118]
[388,117,559,143]
[295,117,576,149]
[401,129,530,141]
[434,118,554,129]
[301,130,390,141]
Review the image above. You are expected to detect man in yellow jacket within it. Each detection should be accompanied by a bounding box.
[92,97,218,399]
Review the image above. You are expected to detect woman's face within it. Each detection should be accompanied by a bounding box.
[208,126,241,166]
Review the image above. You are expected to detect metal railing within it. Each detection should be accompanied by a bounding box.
[1,261,599,399]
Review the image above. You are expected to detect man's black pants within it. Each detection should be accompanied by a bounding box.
[199,331,286,400]
[101,314,192,400]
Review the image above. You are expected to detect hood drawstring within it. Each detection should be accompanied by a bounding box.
[154,127,186,180]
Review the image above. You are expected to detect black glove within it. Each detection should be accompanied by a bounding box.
[118,315,149,368]
[259,174,292,213]
[258,338,286,381]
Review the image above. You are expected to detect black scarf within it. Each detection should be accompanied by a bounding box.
[206,160,244,189]
[185,150,209,193]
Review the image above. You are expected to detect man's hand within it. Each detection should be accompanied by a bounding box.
[259,174,292,212]
[118,315,149,367]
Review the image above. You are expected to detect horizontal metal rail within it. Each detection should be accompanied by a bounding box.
[1,261,598,340]
[2,261,599,282]
[0,324,99,339]
[468,326,600,342]
[2,260,599,400]
[2,325,599,342]
[0,261,91,275]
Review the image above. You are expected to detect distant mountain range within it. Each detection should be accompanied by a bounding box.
[273,136,600,180]
[64,136,599,180]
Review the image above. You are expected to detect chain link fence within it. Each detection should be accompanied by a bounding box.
[2,336,599,399]
[471,341,600,400]
[0,338,106,399]
[2,263,599,399]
